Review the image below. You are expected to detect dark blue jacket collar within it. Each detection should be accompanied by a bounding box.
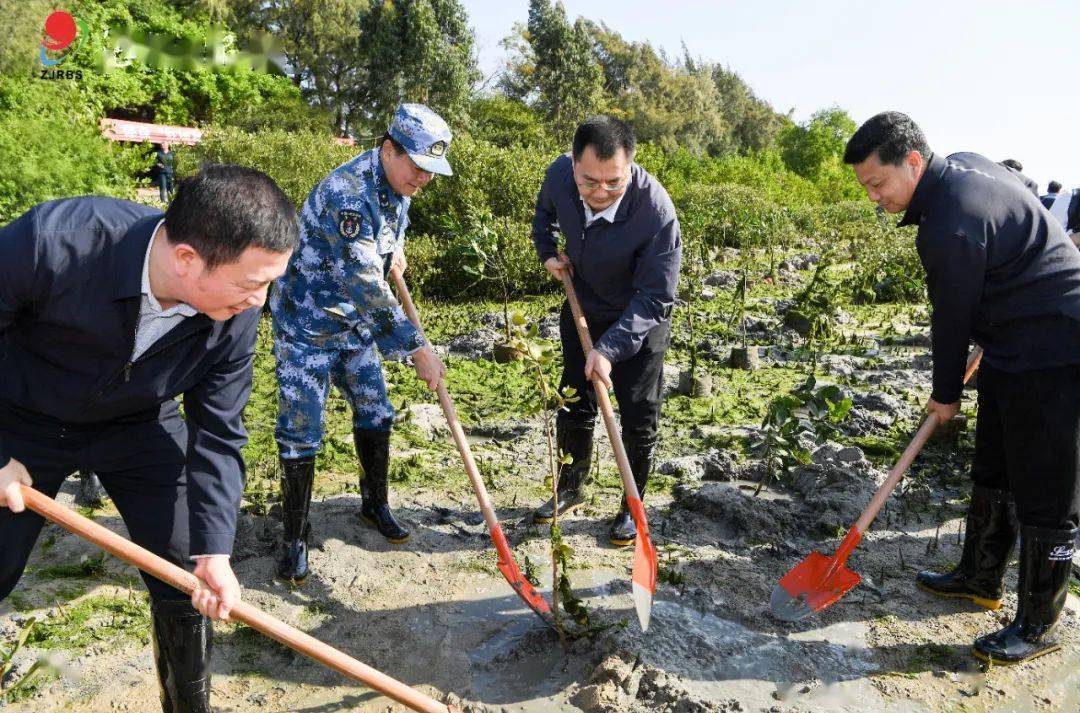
[899,153,946,227]
[114,215,161,300]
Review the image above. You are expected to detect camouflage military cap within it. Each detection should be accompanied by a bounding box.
[388,103,453,176]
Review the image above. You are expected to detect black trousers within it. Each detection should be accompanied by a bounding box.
[558,302,669,446]
[970,362,1080,529]
[0,403,195,603]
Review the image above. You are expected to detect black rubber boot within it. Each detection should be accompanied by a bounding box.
[973,525,1076,665]
[76,470,108,508]
[151,599,212,713]
[609,437,655,547]
[276,457,315,585]
[354,428,410,543]
[534,420,595,524]
[916,485,1018,609]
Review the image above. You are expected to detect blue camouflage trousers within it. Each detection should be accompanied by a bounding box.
[274,329,394,460]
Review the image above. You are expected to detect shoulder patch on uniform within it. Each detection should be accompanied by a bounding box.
[338,209,363,239]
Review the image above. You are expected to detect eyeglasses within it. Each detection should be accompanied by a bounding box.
[574,172,629,192]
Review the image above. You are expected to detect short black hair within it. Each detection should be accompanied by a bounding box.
[1049,180,1062,193]
[164,164,298,270]
[843,111,931,166]
[572,115,636,162]
[1000,158,1023,172]
[381,132,407,155]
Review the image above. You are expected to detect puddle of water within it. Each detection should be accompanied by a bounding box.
[451,575,575,708]
[643,598,882,709]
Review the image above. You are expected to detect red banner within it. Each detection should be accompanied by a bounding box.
[99,118,202,145]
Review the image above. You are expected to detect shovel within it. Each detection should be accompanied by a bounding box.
[771,346,983,621]
[19,485,459,713]
[390,267,555,627]
[560,272,658,632]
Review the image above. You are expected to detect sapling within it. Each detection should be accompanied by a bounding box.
[504,312,591,640]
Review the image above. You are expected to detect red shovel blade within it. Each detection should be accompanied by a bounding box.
[627,497,657,631]
[489,524,555,627]
[771,550,862,621]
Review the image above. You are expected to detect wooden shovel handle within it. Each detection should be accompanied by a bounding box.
[559,273,642,504]
[389,268,500,533]
[853,346,983,533]
[20,485,455,713]
[390,268,554,623]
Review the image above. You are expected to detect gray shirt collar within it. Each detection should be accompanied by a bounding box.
[142,220,199,317]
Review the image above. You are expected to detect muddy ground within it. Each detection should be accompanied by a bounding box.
[2,277,1078,712]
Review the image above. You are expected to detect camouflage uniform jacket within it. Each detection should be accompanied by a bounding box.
[270,148,424,356]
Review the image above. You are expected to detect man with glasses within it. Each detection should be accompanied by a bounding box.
[269,104,449,584]
[530,115,682,546]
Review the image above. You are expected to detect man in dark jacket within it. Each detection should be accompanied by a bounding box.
[844,112,1080,665]
[998,158,1039,196]
[530,115,681,546]
[155,142,176,203]
[1040,180,1062,210]
[0,165,297,710]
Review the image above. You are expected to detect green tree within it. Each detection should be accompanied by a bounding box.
[710,64,785,154]
[0,78,147,223]
[526,0,604,142]
[60,0,312,127]
[466,95,551,148]
[586,23,726,156]
[0,0,54,79]
[228,0,477,135]
[778,107,863,201]
[357,0,478,129]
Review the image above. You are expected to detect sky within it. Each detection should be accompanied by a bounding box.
[463,0,1079,191]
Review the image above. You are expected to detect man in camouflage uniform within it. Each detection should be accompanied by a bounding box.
[270,104,450,584]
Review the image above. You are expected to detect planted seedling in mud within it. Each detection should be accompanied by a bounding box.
[679,238,712,396]
[0,618,53,704]
[454,207,522,362]
[504,312,597,641]
[787,259,844,371]
[726,259,757,371]
[751,374,852,494]
[657,544,689,592]
[751,208,787,280]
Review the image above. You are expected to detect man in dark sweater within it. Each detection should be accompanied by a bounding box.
[0,166,297,710]
[530,116,681,546]
[844,112,1080,665]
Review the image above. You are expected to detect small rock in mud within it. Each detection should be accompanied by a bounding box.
[675,482,796,542]
[811,442,866,467]
[446,326,500,360]
[844,389,917,435]
[662,363,682,397]
[887,331,932,348]
[790,459,886,525]
[479,310,559,341]
[704,270,739,288]
[406,403,450,439]
[741,314,779,336]
[657,449,739,482]
[636,665,737,712]
[588,652,641,694]
[572,681,623,711]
